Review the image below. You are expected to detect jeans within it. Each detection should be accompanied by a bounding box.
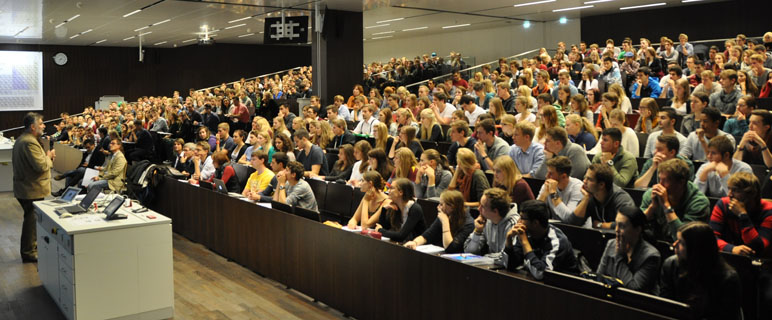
[87,179,109,194]
[63,167,86,188]
[16,198,41,258]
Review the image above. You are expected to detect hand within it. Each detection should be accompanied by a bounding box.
[276,170,287,184]
[695,128,705,140]
[474,215,487,233]
[615,235,632,256]
[382,198,396,211]
[651,184,670,208]
[702,161,717,173]
[474,141,486,157]
[424,165,435,178]
[375,223,383,231]
[728,198,747,216]
[715,162,730,177]
[92,176,100,181]
[580,185,590,198]
[215,132,221,140]
[601,152,614,163]
[416,164,426,177]
[737,112,746,122]
[47,149,56,161]
[731,245,755,256]
[436,211,449,223]
[347,220,358,230]
[544,149,554,160]
[652,152,666,168]
[545,179,558,195]
[404,241,417,250]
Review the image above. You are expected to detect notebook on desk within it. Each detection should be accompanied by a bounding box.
[48,187,81,204]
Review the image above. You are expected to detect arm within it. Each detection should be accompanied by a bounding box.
[551,184,585,224]
[348,199,366,228]
[616,252,661,292]
[446,222,474,254]
[611,156,637,187]
[379,206,423,242]
[569,191,592,226]
[102,154,127,180]
[221,166,236,184]
[425,171,452,198]
[634,160,656,188]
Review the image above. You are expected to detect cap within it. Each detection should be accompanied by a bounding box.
[431,52,437,57]
[624,52,634,58]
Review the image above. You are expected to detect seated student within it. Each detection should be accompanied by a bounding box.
[330,119,356,149]
[537,156,585,225]
[334,95,351,121]
[710,172,772,258]
[229,129,249,164]
[175,142,196,177]
[534,127,590,180]
[493,156,534,206]
[565,114,597,151]
[208,150,242,193]
[641,158,710,243]
[504,200,578,279]
[709,69,742,115]
[320,144,355,182]
[352,104,380,136]
[509,121,544,178]
[389,147,419,183]
[631,67,663,99]
[348,171,388,229]
[243,149,275,201]
[448,148,490,207]
[460,95,486,126]
[635,134,694,188]
[734,109,772,167]
[682,107,736,161]
[375,178,426,242]
[273,161,319,212]
[415,149,453,199]
[723,95,756,137]
[367,148,394,183]
[190,141,216,182]
[472,118,509,171]
[680,92,708,136]
[660,222,742,320]
[571,163,635,229]
[447,120,477,167]
[388,126,424,160]
[373,122,395,152]
[597,207,661,294]
[258,152,288,202]
[347,140,371,187]
[404,190,475,253]
[644,107,688,158]
[464,188,520,266]
[293,129,329,177]
[591,127,638,187]
[128,119,154,163]
[215,123,237,155]
[418,109,444,142]
[86,138,127,194]
[696,135,752,197]
[52,138,98,195]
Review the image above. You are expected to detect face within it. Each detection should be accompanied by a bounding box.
[362,108,373,119]
[501,123,514,135]
[359,178,371,193]
[493,166,506,185]
[749,114,769,136]
[583,169,600,194]
[438,200,453,216]
[217,127,228,137]
[700,113,717,132]
[475,127,489,141]
[477,195,497,220]
[600,134,617,153]
[327,109,336,120]
[199,129,208,139]
[690,96,705,113]
[546,166,561,181]
[738,72,746,83]
[388,185,402,202]
[196,147,207,158]
[674,231,687,262]
[109,140,120,152]
[603,59,612,70]
[399,130,408,143]
[293,137,303,150]
[565,120,579,135]
[615,213,639,244]
[173,143,182,153]
[657,112,671,130]
[449,128,462,142]
[602,97,614,109]
[368,157,377,169]
[543,135,561,153]
[250,154,262,168]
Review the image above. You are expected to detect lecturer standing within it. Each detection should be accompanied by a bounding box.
[13,112,55,263]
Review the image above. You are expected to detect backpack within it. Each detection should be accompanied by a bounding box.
[126,160,160,206]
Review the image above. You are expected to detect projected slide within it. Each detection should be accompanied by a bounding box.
[0,51,43,111]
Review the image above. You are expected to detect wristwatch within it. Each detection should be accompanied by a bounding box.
[663,206,674,214]
[606,159,614,166]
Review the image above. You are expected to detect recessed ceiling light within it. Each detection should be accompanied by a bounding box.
[224,23,246,30]
[123,9,141,18]
[95,39,107,44]
[69,34,80,39]
[553,5,593,12]
[514,0,556,7]
[123,36,135,41]
[681,0,703,2]
[402,26,428,31]
[523,20,531,28]
[238,33,254,38]
[372,31,395,35]
[365,24,389,29]
[154,41,167,46]
[80,29,92,34]
[442,24,470,29]
[139,31,152,36]
[228,16,252,24]
[134,26,149,32]
[620,2,667,10]
[182,38,197,43]
[67,14,81,22]
[153,19,171,26]
[55,22,65,28]
[559,17,568,24]
[372,35,393,40]
[376,17,404,24]
[584,0,614,4]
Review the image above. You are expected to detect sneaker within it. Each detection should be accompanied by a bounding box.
[53,174,65,181]
[21,254,37,263]
[51,189,64,197]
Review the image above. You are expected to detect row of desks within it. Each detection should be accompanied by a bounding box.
[150,177,681,320]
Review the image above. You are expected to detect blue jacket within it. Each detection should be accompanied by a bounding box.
[631,77,662,98]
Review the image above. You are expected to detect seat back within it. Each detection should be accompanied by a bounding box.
[635,132,649,157]
[294,206,321,222]
[232,163,256,191]
[305,179,328,212]
[271,200,294,214]
[348,188,366,221]
[417,198,439,226]
[552,222,613,270]
[324,182,354,221]
[524,177,545,195]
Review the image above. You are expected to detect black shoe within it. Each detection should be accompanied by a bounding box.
[52,189,64,197]
[21,254,37,263]
[54,174,65,181]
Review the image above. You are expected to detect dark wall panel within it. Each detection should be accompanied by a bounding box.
[0,43,310,134]
[580,0,772,46]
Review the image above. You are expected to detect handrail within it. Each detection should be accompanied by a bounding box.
[404,48,540,88]
[1,112,86,134]
[197,66,305,91]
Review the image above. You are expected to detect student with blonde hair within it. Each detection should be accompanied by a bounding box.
[418,108,443,142]
[403,190,474,253]
[448,148,490,207]
[389,147,418,183]
[492,156,534,206]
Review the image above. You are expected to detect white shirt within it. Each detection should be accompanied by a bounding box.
[465,105,487,126]
[353,117,379,136]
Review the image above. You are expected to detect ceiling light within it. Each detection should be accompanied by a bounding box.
[81,29,92,34]
[123,36,135,41]
[372,35,393,40]
[258,31,264,34]
[372,31,395,35]
[553,5,593,12]
[228,16,252,23]
[95,39,107,44]
[402,26,428,31]
[182,38,197,43]
[559,17,568,24]
[67,14,81,22]
[523,20,531,28]
[69,34,80,39]
[154,41,167,46]
[442,23,470,29]
[123,9,141,18]
[55,22,65,28]
[584,0,614,3]
[514,0,556,7]
[134,26,149,32]
[238,33,254,38]
[153,19,171,26]
[224,23,246,30]
[620,2,667,10]
[139,31,152,36]
[681,0,704,2]
[365,24,389,29]
[376,17,404,24]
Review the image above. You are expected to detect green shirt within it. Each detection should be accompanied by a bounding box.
[591,146,638,188]
[640,181,709,243]
[551,103,566,128]
[637,155,695,188]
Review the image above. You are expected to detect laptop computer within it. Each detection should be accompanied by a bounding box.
[199,180,214,190]
[213,178,228,195]
[104,196,128,220]
[58,187,101,214]
[49,186,82,204]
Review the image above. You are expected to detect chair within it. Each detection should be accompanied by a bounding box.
[612,287,693,320]
[324,182,354,222]
[552,222,614,271]
[751,164,769,181]
[348,189,366,222]
[232,163,256,192]
[294,206,321,222]
[624,188,647,206]
[271,200,293,214]
[524,177,545,195]
[635,157,648,173]
[417,198,439,227]
[720,252,760,320]
[326,152,339,174]
[484,171,494,188]
[635,132,649,157]
[420,140,438,154]
[707,196,720,210]
[305,179,328,212]
[436,142,452,155]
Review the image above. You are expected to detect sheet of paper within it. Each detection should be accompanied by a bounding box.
[81,168,100,187]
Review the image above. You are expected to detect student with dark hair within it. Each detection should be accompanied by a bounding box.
[461,95,486,126]
[473,118,509,171]
[734,109,772,167]
[534,127,590,180]
[636,134,694,188]
[696,135,752,197]
[641,158,710,242]
[723,95,756,137]
[631,67,662,98]
[447,120,476,166]
[709,69,742,115]
[321,144,355,182]
[572,163,635,229]
[644,107,687,158]
[660,222,742,320]
[683,107,736,161]
[404,190,474,254]
[710,172,772,257]
[504,200,578,279]
[376,178,426,242]
[293,129,328,177]
[258,152,289,202]
[464,188,520,266]
[208,150,241,193]
[681,92,709,136]
[274,160,318,212]
[348,171,388,229]
[597,206,661,294]
[591,127,638,187]
[415,149,453,199]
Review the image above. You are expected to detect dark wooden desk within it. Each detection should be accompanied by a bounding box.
[151,177,677,320]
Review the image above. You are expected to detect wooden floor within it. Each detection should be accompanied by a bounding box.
[0,189,349,320]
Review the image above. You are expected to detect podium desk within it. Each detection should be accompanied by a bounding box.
[34,199,174,320]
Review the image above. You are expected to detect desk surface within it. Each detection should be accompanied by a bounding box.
[35,197,170,234]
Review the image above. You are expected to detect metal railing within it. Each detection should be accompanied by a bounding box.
[197,66,306,91]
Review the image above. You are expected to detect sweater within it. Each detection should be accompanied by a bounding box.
[640,181,709,243]
[694,159,752,197]
[504,225,578,279]
[567,184,635,227]
[591,146,638,187]
[659,255,742,320]
[534,141,590,180]
[415,168,452,199]
[709,88,742,115]
[597,238,661,294]
[378,200,426,242]
[420,213,474,254]
[710,198,772,257]
[464,208,520,266]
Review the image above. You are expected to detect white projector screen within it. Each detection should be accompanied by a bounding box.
[0,51,43,111]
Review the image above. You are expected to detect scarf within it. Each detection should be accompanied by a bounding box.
[457,170,474,201]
